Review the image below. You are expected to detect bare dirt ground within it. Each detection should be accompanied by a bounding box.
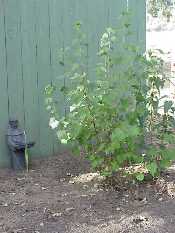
[0,152,175,233]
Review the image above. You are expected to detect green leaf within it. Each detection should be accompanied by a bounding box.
[72,146,81,156]
[124,124,140,138]
[159,160,171,170]
[111,128,126,142]
[106,141,120,153]
[147,162,158,177]
[57,130,67,140]
[163,134,175,144]
[101,170,112,177]
[136,173,144,181]
[111,160,120,171]
[61,139,68,144]
[91,157,104,169]
[164,100,173,113]
[162,148,175,160]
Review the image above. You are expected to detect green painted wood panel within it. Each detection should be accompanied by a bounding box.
[136,0,146,52]
[0,1,9,166]
[35,0,53,157]
[128,0,146,50]
[4,0,25,126]
[87,0,100,81]
[0,0,146,167]
[49,0,65,154]
[20,0,40,156]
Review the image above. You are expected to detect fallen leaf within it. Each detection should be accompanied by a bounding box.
[17,177,25,181]
[52,212,62,217]
[10,192,16,196]
[40,222,44,227]
[60,178,65,182]
[133,216,148,224]
[69,180,75,184]
[3,203,8,207]
[65,207,75,212]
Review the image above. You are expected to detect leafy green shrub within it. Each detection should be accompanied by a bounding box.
[148,0,174,19]
[45,18,175,181]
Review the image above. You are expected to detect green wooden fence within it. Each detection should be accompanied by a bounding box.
[0,0,146,167]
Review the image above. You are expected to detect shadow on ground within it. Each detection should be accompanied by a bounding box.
[0,152,175,233]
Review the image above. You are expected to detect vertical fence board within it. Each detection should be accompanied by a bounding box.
[128,0,146,50]
[74,0,89,77]
[63,0,77,115]
[108,0,127,27]
[0,1,9,166]
[136,0,146,52]
[87,0,99,81]
[49,0,65,154]
[128,0,138,44]
[35,0,53,156]
[20,0,40,156]
[4,0,25,126]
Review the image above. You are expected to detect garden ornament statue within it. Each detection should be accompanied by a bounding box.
[7,119,35,170]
